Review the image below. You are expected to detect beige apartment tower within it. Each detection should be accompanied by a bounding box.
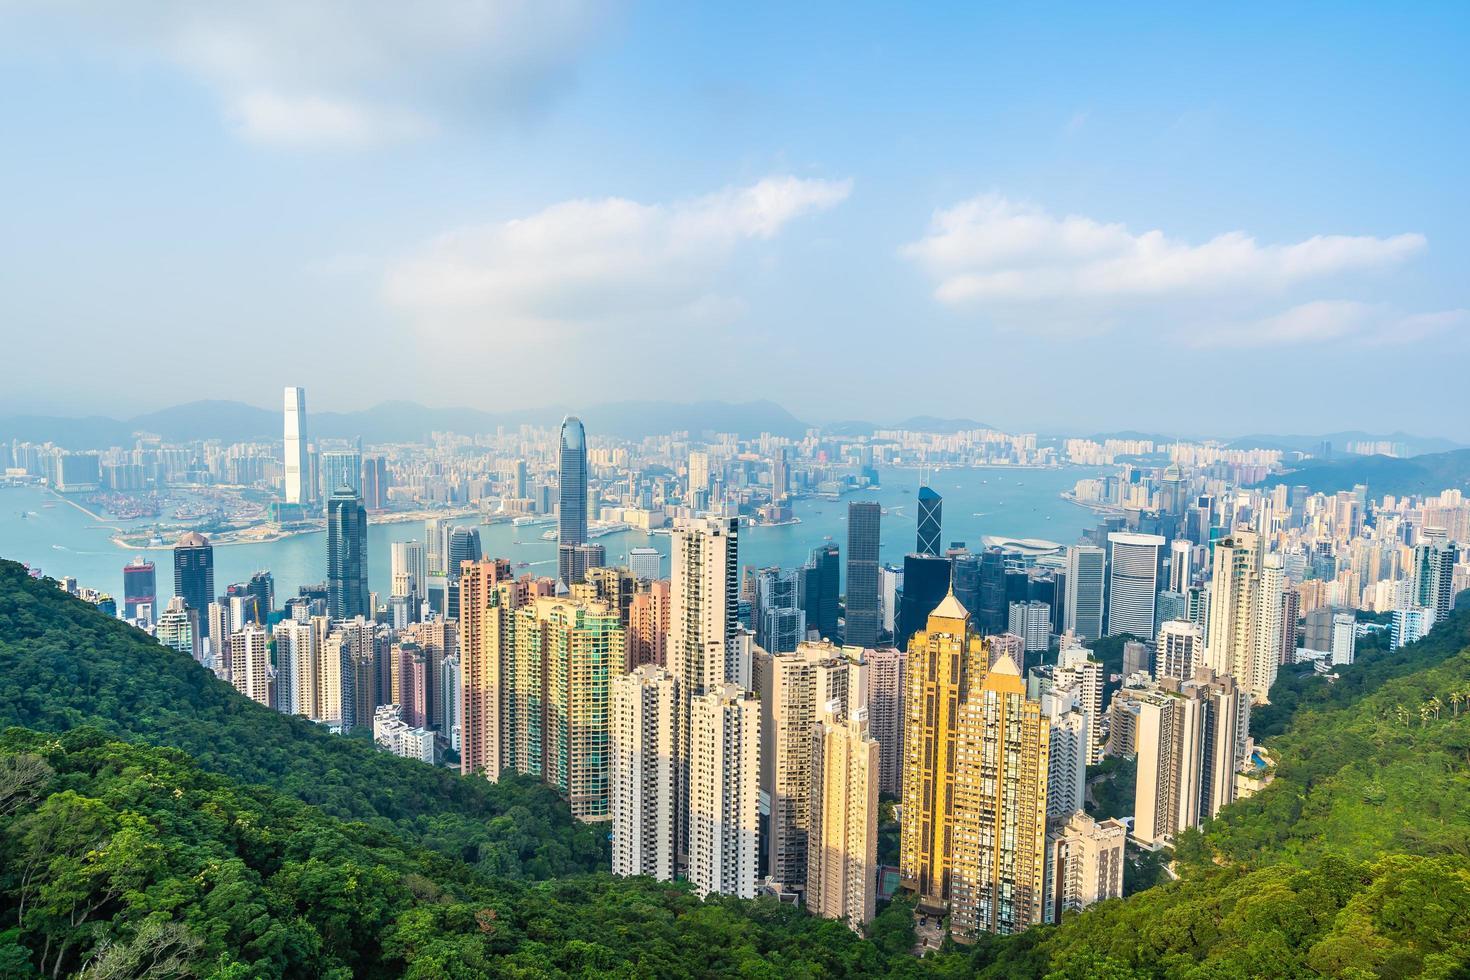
[807,704,880,932]
[1043,812,1126,924]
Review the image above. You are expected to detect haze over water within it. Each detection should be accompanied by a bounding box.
[0,464,1101,603]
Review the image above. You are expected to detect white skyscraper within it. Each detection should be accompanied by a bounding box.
[670,517,740,699]
[687,684,760,899]
[1168,539,1193,593]
[1040,686,1088,817]
[806,703,880,932]
[1106,532,1165,637]
[1064,545,1106,641]
[611,666,681,881]
[283,386,311,505]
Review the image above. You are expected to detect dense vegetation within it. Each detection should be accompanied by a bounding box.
[3,559,1470,976]
[1254,447,1470,497]
[0,561,604,880]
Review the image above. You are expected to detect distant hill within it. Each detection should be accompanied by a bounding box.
[1255,448,1470,497]
[1228,429,1463,457]
[0,398,811,448]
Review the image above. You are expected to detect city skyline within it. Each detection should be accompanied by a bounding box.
[1,4,1467,437]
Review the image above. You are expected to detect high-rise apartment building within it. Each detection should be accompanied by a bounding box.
[807,704,880,932]
[458,560,518,779]
[558,416,588,585]
[1043,812,1126,925]
[687,684,760,899]
[155,595,200,661]
[1106,532,1165,637]
[755,566,806,654]
[540,597,623,821]
[1413,539,1459,625]
[1205,531,1282,703]
[228,625,272,706]
[1040,686,1088,817]
[628,579,671,669]
[949,651,1049,938]
[845,501,882,647]
[1131,668,1249,847]
[865,646,906,796]
[753,640,864,895]
[1054,644,1104,765]
[1007,599,1052,653]
[326,486,369,621]
[1156,620,1204,680]
[687,450,711,497]
[670,517,740,701]
[916,486,943,557]
[611,665,681,881]
[283,386,311,505]
[1063,545,1105,642]
[1168,538,1193,593]
[172,531,214,637]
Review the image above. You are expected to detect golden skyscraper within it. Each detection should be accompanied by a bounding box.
[900,591,988,913]
[949,652,1049,938]
[900,591,1050,940]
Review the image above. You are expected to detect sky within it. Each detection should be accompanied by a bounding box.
[1,2,1467,439]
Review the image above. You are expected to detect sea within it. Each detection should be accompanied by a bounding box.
[0,465,1102,604]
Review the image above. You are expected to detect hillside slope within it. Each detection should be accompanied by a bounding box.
[0,560,604,879]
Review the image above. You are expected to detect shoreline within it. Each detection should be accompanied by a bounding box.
[109,505,484,551]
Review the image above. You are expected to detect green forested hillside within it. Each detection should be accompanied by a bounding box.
[0,561,604,879]
[3,559,1470,977]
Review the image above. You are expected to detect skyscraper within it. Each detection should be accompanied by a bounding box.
[1157,620,1204,680]
[445,526,482,620]
[1413,538,1459,625]
[948,650,1049,938]
[558,416,588,585]
[320,450,362,502]
[806,704,880,932]
[361,454,389,510]
[611,665,681,880]
[283,386,310,505]
[916,486,943,557]
[687,684,760,899]
[898,553,952,651]
[390,539,427,612]
[753,640,863,896]
[865,646,906,796]
[458,560,518,780]
[326,485,369,621]
[670,517,740,701]
[172,531,214,637]
[977,546,1009,634]
[755,566,806,654]
[802,544,841,642]
[845,501,882,647]
[1063,545,1105,642]
[1106,532,1165,637]
[1205,531,1281,703]
[122,557,156,623]
[901,592,987,912]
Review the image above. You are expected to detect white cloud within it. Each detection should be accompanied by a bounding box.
[1191,301,1469,349]
[902,195,1424,305]
[384,175,852,333]
[1,0,609,146]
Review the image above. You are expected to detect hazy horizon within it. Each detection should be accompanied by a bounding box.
[1,3,1466,437]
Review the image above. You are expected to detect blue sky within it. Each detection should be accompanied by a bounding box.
[1,2,1466,438]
